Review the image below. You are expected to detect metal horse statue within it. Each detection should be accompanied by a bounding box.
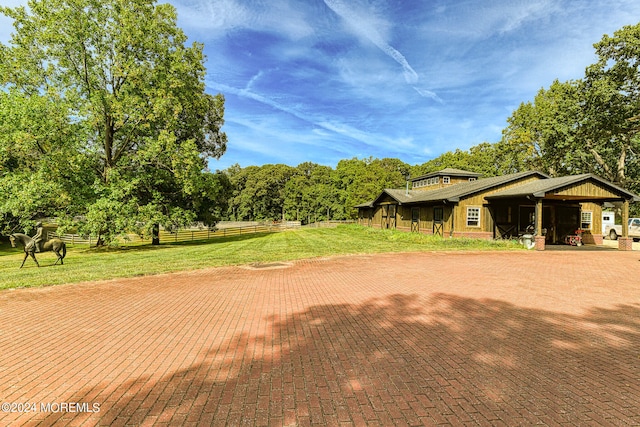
[9,233,67,268]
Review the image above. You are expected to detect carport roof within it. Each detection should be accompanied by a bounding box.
[486,173,640,201]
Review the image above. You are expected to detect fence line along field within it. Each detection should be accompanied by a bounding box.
[47,222,305,246]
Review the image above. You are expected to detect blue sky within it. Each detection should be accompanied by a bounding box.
[3,1,640,171]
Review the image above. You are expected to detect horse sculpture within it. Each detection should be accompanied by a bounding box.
[9,233,67,268]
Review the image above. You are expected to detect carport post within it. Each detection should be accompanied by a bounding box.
[619,199,633,250]
[535,198,545,250]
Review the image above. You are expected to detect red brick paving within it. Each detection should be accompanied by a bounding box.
[1,250,639,426]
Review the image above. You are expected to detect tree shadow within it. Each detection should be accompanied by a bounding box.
[73,232,279,254]
[39,293,640,425]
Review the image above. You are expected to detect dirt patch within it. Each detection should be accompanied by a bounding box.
[241,261,293,270]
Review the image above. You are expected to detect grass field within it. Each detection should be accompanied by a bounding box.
[0,225,522,290]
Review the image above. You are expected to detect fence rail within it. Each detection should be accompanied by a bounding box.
[47,223,300,246]
[301,220,355,228]
[45,220,358,246]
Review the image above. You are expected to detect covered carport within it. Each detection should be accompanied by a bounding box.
[486,174,640,250]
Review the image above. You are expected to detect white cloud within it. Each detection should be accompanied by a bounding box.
[426,0,560,40]
[208,78,418,152]
[173,0,314,40]
[322,0,438,99]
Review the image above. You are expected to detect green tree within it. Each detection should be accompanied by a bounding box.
[500,80,584,177]
[500,23,640,188]
[283,163,338,223]
[0,0,227,242]
[334,157,409,218]
[226,164,295,221]
[582,23,640,187]
[0,90,93,234]
[412,143,507,178]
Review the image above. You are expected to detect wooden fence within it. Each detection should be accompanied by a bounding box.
[301,220,355,228]
[47,222,301,246]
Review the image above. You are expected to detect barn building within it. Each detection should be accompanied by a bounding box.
[355,168,639,250]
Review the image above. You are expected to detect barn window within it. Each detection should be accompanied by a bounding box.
[581,211,592,230]
[467,207,480,227]
[443,176,450,184]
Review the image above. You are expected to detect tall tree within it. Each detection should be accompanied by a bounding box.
[334,157,409,218]
[582,22,640,186]
[227,164,295,221]
[500,23,640,188]
[283,163,339,223]
[0,0,227,241]
[500,80,584,177]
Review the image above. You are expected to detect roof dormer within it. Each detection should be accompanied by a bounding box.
[410,168,481,191]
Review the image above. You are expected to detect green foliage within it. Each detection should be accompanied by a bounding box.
[223,158,411,222]
[334,157,410,219]
[411,143,510,178]
[227,164,296,221]
[500,22,640,192]
[501,80,585,177]
[283,163,339,222]
[0,0,227,241]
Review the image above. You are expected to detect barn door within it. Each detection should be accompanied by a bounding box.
[381,205,389,229]
[411,207,420,232]
[433,207,444,236]
[388,204,397,229]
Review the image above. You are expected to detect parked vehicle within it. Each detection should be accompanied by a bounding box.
[602,211,615,235]
[605,218,640,240]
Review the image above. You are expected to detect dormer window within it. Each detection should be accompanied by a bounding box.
[411,168,480,189]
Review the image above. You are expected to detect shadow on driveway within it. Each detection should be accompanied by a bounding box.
[40,293,640,425]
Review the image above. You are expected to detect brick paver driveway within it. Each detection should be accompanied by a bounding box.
[1,250,639,426]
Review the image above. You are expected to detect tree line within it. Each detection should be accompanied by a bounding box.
[1,1,639,240]
[217,141,535,223]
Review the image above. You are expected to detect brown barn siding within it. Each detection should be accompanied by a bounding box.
[580,202,603,244]
[453,176,543,235]
[553,181,619,199]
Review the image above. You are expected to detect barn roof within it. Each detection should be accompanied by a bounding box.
[371,171,546,205]
[486,173,640,201]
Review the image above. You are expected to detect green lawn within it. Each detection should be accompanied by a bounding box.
[0,225,522,290]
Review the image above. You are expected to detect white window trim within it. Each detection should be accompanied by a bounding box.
[466,207,481,228]
[443,176,450,184]
[581,211,592,230]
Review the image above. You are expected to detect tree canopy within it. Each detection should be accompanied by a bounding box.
[501,23,640,191]
[0,0,227,240]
